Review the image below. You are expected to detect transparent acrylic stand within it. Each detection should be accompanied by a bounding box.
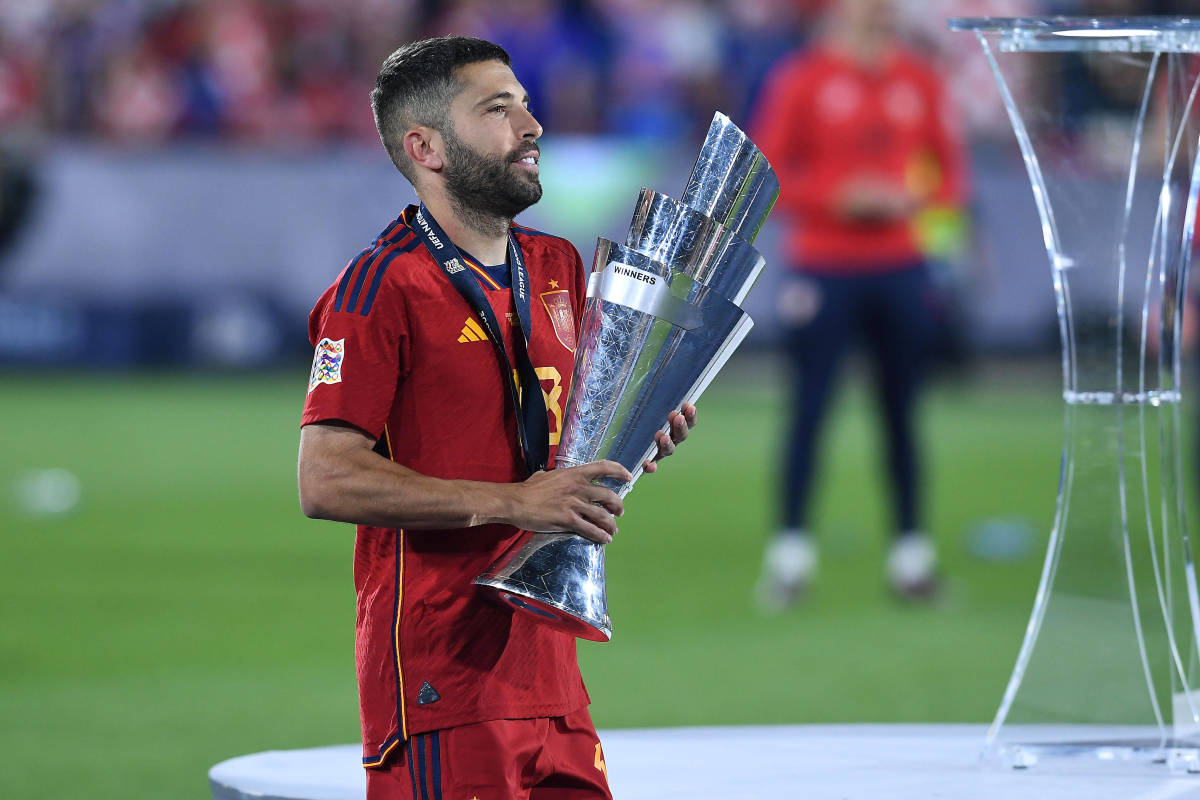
[949,17,1200,771]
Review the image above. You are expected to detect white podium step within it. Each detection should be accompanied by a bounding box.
[209,724,1200,800]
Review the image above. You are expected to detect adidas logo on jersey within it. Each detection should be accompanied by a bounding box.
[417,680,441,705]
[458,317,488,343]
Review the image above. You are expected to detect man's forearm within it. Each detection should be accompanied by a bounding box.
[298,426,515,529]
[298,422,631,542]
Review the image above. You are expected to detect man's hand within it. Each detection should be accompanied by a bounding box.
[642,402,697,474]
[508,460,632,544]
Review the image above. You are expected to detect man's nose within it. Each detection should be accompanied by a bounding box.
[516,106,542,139]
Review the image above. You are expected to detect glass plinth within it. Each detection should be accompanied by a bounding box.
[950,16,1200,770]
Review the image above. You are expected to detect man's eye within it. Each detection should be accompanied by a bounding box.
[489,105,506,114]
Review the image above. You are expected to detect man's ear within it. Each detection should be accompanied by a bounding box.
[403,127,444,173]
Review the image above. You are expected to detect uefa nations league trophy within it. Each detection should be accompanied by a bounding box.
[951,17,1200,770]
[474,113,779,641]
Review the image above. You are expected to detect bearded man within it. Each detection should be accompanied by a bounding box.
[297,36,695,800]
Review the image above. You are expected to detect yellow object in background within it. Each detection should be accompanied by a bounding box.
[914,204,969,264]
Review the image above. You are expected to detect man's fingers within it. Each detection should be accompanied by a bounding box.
[573,500,618,540]
[681,402,698,429]
[577,459,633,483]
[645,402,696,470]
[576,526,613,545]
[671,414,689,443]
[577,501,617,534]
[573,521,613,545]
[584,485,624,516]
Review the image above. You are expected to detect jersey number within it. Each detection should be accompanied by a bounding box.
[515,366,565,447]
[537,366,564,446]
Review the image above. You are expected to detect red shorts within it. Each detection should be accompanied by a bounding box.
[366,707,612,800]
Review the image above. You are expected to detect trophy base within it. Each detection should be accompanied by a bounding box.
[474,532,613,642]
[477,585,612,642]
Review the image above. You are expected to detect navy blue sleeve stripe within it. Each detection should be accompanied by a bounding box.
[345,241,391,314]
[359,239,420,316]
[430,732,443,800]
[332,258,356,313]
[383,219,414,245]
[334,245,381,312]
[345,260,374,315]
[380,218,405,242]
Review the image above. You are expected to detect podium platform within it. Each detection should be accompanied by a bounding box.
[208,724,1200,800]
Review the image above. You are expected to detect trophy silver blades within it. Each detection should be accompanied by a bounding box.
[681,112,780,244]
[549,241,676,496]
[626,189,767,306]
[475,241,751,641]
[476,110,777,642]
[474,532,611,641]
[556,240,750,498]
[624,188,727,275]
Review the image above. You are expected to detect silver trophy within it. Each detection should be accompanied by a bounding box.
[475,113,779,640]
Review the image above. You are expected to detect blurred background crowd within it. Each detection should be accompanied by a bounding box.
[0,0,1187,148]
[0,0,808,145]
[2,0,1194,373]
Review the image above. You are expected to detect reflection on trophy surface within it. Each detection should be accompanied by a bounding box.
[627,189,766,306]
[560,239,751,496]
[682,113,779,243]
[475,113,779,641]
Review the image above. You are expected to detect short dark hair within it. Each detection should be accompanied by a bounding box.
[371,36,512,184]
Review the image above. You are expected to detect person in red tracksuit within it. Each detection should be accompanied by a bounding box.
[297,36,695,800]
[751,0,967,606]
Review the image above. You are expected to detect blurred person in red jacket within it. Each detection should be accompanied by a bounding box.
[751,0,967,605]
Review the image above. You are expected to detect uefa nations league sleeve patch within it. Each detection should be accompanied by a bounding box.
[308,337,345,392]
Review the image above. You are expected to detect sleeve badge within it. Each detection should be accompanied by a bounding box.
[308,337,345,392]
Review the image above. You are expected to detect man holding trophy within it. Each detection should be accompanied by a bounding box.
[296,36,694,800]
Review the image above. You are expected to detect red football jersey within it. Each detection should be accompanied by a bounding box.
[301,205,590,768]
[752,44,967,271]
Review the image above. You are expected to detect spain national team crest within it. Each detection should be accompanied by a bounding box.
[308,337,344,392]
[540,290,576,352]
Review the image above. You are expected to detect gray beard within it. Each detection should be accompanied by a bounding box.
[442,130,542,238]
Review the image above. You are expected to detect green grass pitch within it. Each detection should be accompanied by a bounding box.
[1,358,1069,798]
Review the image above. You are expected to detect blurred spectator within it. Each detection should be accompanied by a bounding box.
[751,0,968,607]
[723,0,806,124]
[470,0,611,134]
[0,33,39,130]
[900,0,1040,143]
[201,0,277,140]
[96,39,181,143]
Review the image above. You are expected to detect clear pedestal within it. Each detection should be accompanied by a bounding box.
[950,16,1200,770]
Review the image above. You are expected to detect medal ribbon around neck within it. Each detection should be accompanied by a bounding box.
[412,203,549,475]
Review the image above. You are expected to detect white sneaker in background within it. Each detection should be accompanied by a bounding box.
[887,532,939,600]
[755,530,817,611]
